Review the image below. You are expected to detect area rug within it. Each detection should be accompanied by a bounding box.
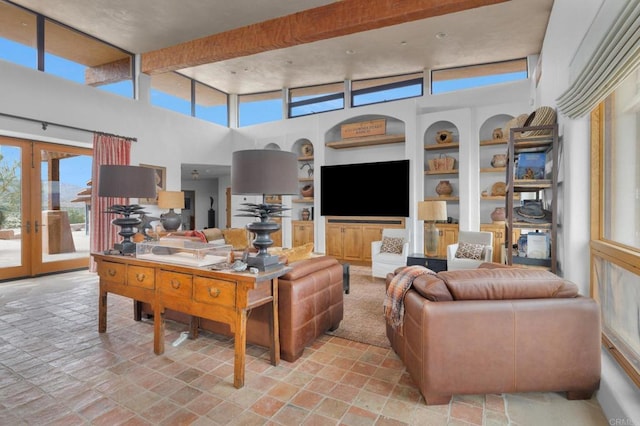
[326,265,390,348]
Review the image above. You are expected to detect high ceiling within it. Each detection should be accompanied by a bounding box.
[8,0,554,95]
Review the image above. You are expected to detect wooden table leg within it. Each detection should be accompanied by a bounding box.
[269,278,280,366]
[188,316,200,339]
[133,300,142,321]
[154,304,165,355]
[233,309,248,388]
[98,282,107,333]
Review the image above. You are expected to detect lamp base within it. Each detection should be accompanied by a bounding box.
[160,208,181,232]
[246,219,282,271]
[246,254,281,271]
[112,214,141,255]
[425,221,440,257]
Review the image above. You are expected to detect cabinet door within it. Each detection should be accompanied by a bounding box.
[480,224,504,263]
[293,222,314,247]
[342,226,363,261]
[438,224,458,257]
[325,224,343,258]
[271,217,282,247]
[362,226,383,262]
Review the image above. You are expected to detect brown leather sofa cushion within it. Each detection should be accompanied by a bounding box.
[405,267,578,301]
[410,274,453,301]
[438,268,579,300]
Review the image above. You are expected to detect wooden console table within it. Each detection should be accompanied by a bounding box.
[93,253,289,388]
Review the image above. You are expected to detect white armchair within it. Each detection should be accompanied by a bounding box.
[447,231,493,271]
[371,228,409,278]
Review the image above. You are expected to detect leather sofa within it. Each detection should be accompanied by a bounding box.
[385,264,601,405]
[141,255,343,362]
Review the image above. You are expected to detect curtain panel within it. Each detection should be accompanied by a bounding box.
[90,133,131,271]
[556,0,640,118]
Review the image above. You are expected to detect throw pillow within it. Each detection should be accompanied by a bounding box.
[380,236,404,254]
[222,228,249,250]
[455,242,484,260]
[269,242,314,264]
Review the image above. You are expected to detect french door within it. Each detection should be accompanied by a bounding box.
[0,136,92,280]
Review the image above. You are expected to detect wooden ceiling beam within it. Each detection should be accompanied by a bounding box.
[141,0,507,75]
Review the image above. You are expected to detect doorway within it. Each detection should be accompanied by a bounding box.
[0,136,92,280]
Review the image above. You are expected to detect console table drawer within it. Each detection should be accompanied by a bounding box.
[157,270,192,298]
[98,261,126,284]
[193,277,235,307]
[127,265,155,289]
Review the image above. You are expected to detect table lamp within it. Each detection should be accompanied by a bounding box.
[231,149,298,270]
[158,190,185,231]
[418,200,448,256]
[98,165,157,254]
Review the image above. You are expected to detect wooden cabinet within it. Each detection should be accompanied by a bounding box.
[292,221,314,247]
[480,223,520,264]
[325,217,404,264]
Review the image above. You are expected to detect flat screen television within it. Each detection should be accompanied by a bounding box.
[320,159,409,217]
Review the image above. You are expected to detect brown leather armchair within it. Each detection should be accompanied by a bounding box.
[142,255,343,362]
[386,264,601,405]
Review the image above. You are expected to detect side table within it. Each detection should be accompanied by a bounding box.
[406,253,448,272]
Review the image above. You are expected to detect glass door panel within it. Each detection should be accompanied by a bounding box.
[36,144,92,274]
[0,138,29,280]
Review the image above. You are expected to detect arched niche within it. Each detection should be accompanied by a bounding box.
[424,120,459,146]
[478,114,514,142]
[292,138,314,158]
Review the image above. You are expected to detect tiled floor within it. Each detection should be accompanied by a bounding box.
[0,270,609,425]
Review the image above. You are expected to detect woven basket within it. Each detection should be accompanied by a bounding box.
[429,154,456,171]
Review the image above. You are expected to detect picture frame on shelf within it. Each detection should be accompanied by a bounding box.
[139,164,166,205]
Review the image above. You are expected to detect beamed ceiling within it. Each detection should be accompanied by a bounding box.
[7,0,554,95]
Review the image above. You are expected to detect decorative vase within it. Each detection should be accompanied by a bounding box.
[301,142,313,157]
[435,130,453,144]
[491,207,506,223]
[301,184,314,198]
[435,180,453,197]
[491,154,507,168]
[301,208,311,221]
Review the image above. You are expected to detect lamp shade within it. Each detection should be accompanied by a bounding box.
[418,201,448,221]
[98,165,157,199]
[158,190,185,209]
[231,149,298,195]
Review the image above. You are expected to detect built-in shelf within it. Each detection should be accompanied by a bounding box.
[481,195,521,201]
[325,134,405,149]
[480,138,507,146]
[512,179,553,190]
[424,170,458,176]
[424,142,459,151]
[424,196,459,202]
[298,177,313,182]
[293,197,314,203]
[298,155,313,161]
[480,167,506,173]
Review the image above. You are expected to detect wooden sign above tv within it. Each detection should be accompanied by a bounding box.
[341,119,386,139]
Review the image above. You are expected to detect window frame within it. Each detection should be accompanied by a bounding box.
[430,58,528,95]
[288,82,345,118]
[590,100,640,388]
[351,72,423,107]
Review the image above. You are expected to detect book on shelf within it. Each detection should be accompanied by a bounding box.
[516,152,547,180]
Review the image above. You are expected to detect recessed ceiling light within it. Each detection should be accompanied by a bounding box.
[345,49,355,55]
[400,41,408,46]
[435,32,447,40]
